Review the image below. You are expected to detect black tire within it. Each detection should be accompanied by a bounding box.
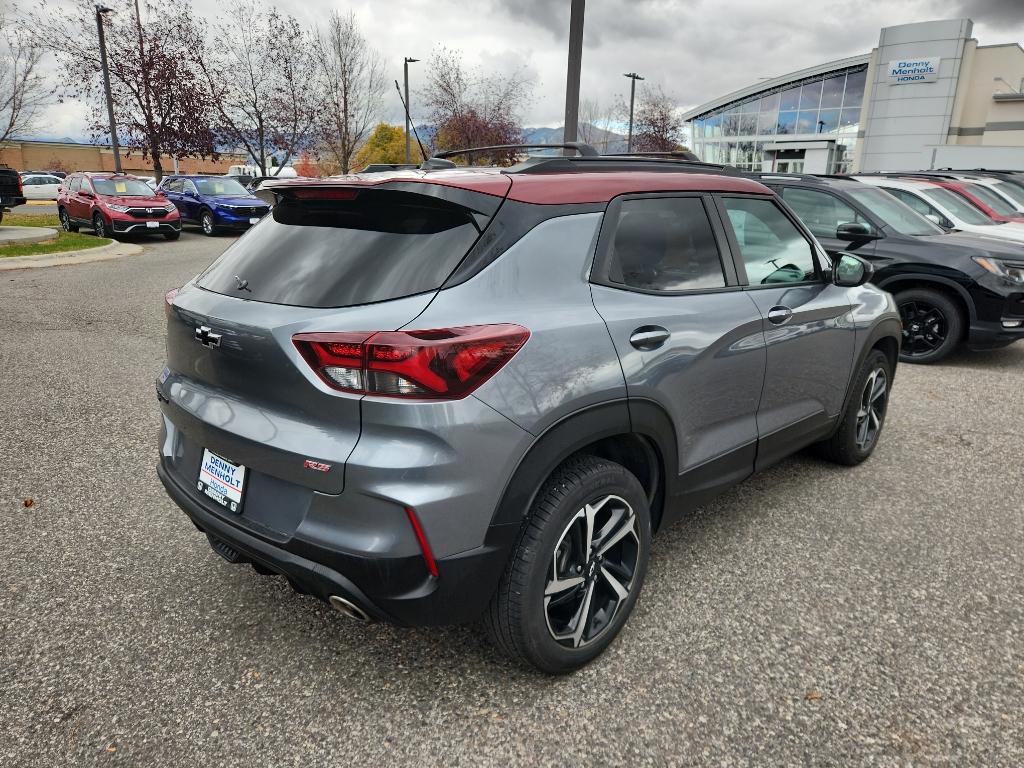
[164,230,181,241]
[59,207,79,232]
[485,454,652,674]
[895,288,962,363]
[200,209,217,236]
[816,349,892,466]
[92,212,109,238]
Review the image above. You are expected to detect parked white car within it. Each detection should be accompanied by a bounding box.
[20,173,64,201]
[851,175,1024,245]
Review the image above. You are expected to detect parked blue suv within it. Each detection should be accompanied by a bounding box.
[158,175,271,236]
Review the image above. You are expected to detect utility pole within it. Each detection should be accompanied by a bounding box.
[95,5,122,172]
[562,0,585,146]
[624,72,644,153]
[404,57,419,163]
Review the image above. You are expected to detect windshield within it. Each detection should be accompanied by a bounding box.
[965,183,1018,216]
[92,177,154,197]
[920,186,993,226]
[990,180,1024,209]
[194,177,250,197]
[846,187,943,236]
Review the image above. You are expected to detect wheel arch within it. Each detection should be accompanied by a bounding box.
[877,274,976,325]
[488,400,677,535]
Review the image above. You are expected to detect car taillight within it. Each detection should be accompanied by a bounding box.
[293,324,530,399]
[164,287,179,318]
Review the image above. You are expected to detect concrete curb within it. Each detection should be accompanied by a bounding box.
[0,240,145,271]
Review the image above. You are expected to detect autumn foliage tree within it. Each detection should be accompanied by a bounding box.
[200,1,319,176]
[421,48,533,165]
[632,84,687,153]
[36,0,216,180]
[352,123,422,169]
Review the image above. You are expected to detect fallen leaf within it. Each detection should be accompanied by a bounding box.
[805,690,822,701]
[106,745,117,753]
[23,498,34,508]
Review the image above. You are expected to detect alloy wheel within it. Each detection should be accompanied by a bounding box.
[899,300,947,358]
[93,214,106,238]
[202,213,214,235]
[855,367,887,451]
[544,494,640,649]
[60,209,71,231]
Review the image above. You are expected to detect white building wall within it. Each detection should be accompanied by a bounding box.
[858,19,974,171]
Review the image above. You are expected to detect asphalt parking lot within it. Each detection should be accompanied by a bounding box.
[1,228,1022,766]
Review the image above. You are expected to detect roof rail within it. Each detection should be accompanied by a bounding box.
[507,155,739,176]
[743,171,833,184]
[434,142,599,161]
[602,150,702,162]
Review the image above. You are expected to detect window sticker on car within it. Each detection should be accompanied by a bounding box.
[115,182,127,193]
[214,183,226,194]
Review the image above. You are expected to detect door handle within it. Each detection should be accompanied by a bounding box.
[766,306,793,325]
[629,326,670,350]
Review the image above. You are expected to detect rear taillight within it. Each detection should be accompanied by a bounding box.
[293,324,530,400]
[17,175,23,195]
[164,287,179,318]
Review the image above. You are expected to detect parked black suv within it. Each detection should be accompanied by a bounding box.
[749,173,1024,362]
[0,165,27,224]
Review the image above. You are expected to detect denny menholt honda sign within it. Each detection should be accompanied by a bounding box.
[887,58,940,84]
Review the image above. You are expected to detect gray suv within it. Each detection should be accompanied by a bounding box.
[157,155,902,673]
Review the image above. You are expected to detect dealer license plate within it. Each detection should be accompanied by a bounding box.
[146,221,159,228]
[197,449,246,513]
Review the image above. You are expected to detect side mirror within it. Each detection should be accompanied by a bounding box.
[80,190,94,199]
[836,221,879,241]
[833,252,874,287]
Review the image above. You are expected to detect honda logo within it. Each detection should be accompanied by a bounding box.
[194,325,222,348]
[146,208,154,214]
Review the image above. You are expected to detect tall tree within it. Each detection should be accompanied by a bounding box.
[577,97,622,152]
[33,0,215,180]
[200,1,319,176]
[313,11,386,174]
[1,2,48,144]
[421,47,533,165]
[632,84,687,153]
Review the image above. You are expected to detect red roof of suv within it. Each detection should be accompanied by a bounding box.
[264,168,770,205]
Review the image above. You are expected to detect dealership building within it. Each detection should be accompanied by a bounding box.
[683,19,1024,174]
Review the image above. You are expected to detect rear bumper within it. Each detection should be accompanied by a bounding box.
[158,458,519,626]
[1,196,27,209]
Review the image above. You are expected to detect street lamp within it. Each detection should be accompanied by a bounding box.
[404,57,419,163]
[624,72,644,153]
[95,4,122,173]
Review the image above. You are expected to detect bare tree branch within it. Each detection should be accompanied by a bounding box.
[312,10,386,174]
[0,2,50,144]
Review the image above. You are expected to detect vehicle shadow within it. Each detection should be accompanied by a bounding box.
[927,343,1024,370]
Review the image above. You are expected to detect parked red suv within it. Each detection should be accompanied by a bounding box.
[57,172,181,240]
[922,178,1024,224]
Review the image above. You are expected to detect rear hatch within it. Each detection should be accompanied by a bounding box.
[161,180,510,502]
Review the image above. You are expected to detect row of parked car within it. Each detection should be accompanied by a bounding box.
[53,172,272,239]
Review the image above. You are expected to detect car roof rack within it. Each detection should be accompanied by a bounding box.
[742,171,843,185]
[507,155,739,175]
[420,142,601,170]
[602,150,702,162]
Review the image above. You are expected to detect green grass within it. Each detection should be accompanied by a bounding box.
[2,212,61,228]
[1,212,110,258]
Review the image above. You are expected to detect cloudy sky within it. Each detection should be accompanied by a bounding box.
[32,0,1024,138]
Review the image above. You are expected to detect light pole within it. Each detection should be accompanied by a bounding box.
[95,5,122,173]
[624,72,644,153]
[562,0,585,146]
[404,57,419,163]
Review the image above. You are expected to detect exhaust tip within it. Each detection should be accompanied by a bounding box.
[329,594,370,622]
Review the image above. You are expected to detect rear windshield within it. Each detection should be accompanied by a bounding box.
[196,188,491,308]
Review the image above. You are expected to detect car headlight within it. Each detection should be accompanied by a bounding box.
[164,203,176,212]
[974,256,1024,284]
[107,203,131,213]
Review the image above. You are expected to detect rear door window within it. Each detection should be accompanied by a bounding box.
[196,187,497,308]
[606,197,727,292]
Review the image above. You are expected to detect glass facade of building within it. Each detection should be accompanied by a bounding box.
[689,65,867,173]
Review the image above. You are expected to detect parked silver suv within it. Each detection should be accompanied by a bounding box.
[157,153,902,673]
